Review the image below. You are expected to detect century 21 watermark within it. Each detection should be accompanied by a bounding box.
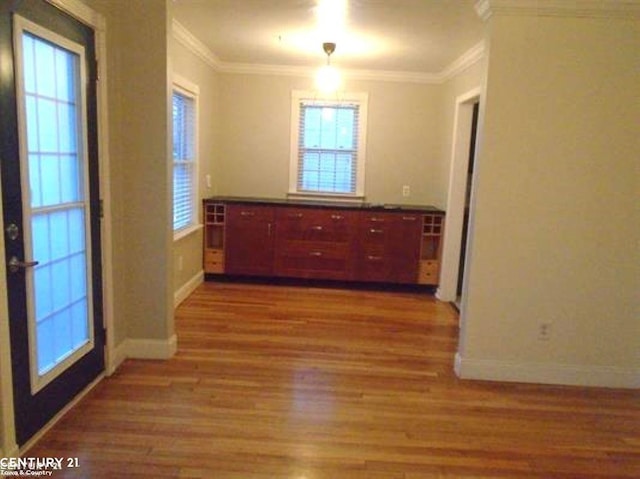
[1,457,80,476]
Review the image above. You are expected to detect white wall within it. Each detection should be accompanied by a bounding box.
[216,74,448,207]
[457,13,640,387]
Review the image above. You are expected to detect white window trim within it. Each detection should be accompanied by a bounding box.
[173,223,203,242]
[172,73,201,241]
[289,90,368,199]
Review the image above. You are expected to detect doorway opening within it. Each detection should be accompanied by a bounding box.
[437,87,481,308]
[455,101,479,308]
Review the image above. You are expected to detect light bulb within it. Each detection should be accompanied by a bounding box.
[316,64,341,94]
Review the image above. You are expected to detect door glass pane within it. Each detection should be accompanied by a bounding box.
[21,32,91,376]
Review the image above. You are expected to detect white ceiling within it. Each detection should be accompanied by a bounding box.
[171,0,485,75]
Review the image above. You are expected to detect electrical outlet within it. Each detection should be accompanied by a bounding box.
[402,185,410,197]
[178,255,184,271]
[206,174,212,189]
[538,322,552,341]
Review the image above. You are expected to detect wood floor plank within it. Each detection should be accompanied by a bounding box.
[25,282,640,478]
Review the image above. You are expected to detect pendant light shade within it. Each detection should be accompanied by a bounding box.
[316,42,341,93]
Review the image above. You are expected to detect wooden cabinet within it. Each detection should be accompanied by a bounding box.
[204,199,445,286]
[224,204,275,276]
[274,208,357,280]
[355,212,422,283]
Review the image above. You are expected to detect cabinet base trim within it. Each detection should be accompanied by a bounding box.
[455,352,640,389]
[205,273,437,293]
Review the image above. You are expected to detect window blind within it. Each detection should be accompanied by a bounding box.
[297,101,359,194]
[172,91,195,231]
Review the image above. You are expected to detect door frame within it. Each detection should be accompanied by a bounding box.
[0,0,113,456]
[437,87,481,304]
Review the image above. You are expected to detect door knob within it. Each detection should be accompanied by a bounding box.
[5,223,19,241]
[8,256,39,274]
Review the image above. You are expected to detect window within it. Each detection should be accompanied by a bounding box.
[290,91,368,198]
[172,76,199,236]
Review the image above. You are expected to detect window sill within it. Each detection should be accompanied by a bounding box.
[173,223,203,242]
[287,191,366,204]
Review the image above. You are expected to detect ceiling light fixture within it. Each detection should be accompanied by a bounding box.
[316,42,341,94]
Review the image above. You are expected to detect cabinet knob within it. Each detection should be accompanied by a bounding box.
[331,214,343,220]
[367,255,383,261]
[288,213,303,218]
[240,211,255,217]
[402,216,417,221]
[309,251,323,257]
[369,228,383,234]
[311,225,323,231]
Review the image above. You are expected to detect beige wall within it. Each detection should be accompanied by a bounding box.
[458,14,640,386]
[170,37,219,296]
[217,74,448,208]
[83,0,173,342]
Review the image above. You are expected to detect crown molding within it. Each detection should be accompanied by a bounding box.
[347,69,441,84]
[171,21,484,84]
[172,19,221,69]
[218,62,445,84]
[438,41,485,82]
[217,62,312,77]
[48,0,106,30]
[475,0,640,21]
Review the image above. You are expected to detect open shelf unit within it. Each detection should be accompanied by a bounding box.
[204,202,225,273]
[418,213,444,285]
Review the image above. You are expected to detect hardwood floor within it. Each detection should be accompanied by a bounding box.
[28,282,640,478]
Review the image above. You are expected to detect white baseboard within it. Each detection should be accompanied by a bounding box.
[107,332,179,374]
[125,334,177,360]
[455,352,640,389]
[174,270,204,308]
[107,338,129,374]
[435,286,453,302]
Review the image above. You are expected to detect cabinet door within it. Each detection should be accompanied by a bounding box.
[225,205,275,276]
[388,214,422,283]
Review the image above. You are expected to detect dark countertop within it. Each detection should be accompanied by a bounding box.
[204,195,445,214]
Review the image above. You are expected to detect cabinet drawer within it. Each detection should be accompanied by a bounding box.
[418,260,439,285]
[360,224,390,245]
[205,249,223,262]
[280,241,348,261]
[277,208,355,243]
[276,241,350,279]
[227,205,274,222]
[357,253,391,282]
[204,249,224,273]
